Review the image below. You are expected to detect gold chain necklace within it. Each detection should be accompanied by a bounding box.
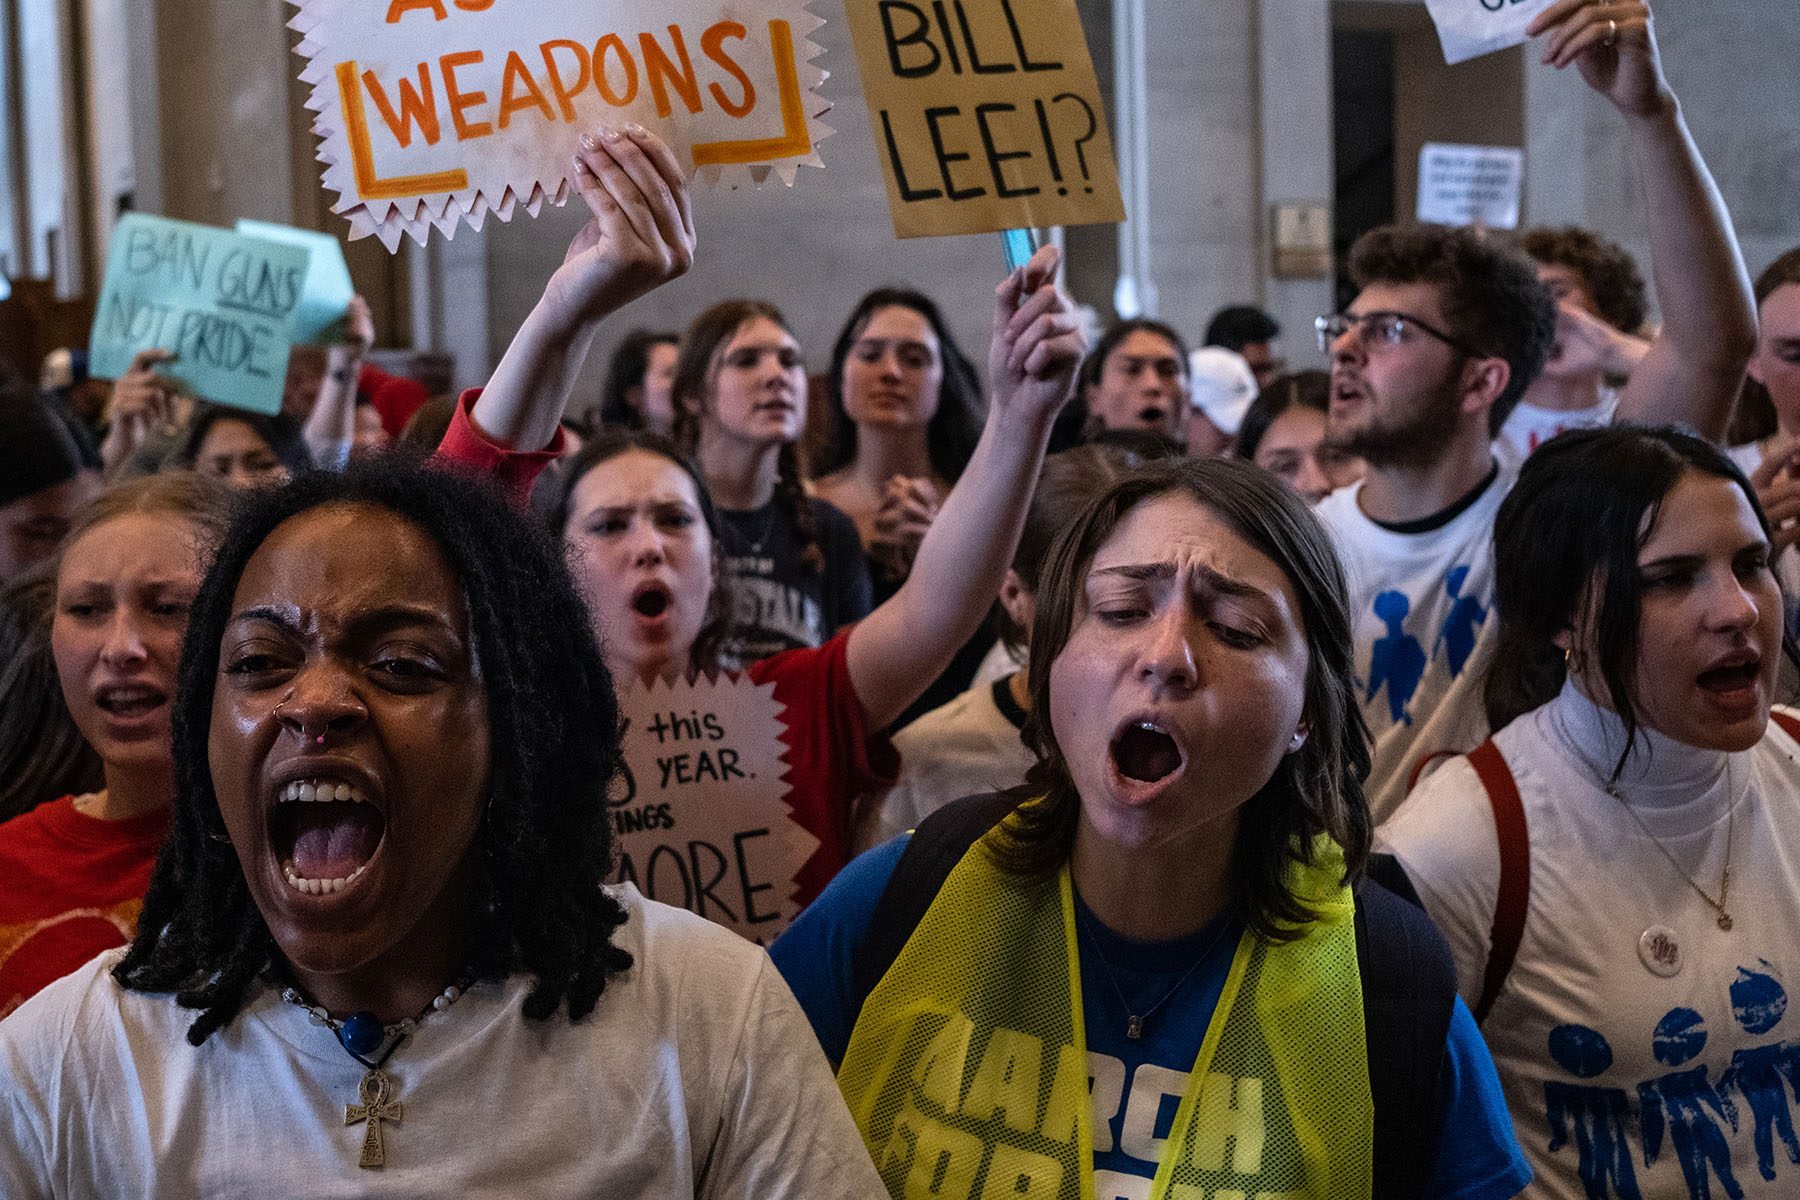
[1605,779,1737,931]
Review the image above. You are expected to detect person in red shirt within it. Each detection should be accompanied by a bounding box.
[544,244,1084,909]
[0,472,233,1016]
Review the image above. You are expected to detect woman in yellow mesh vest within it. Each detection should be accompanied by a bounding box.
[772,456,1529,1200]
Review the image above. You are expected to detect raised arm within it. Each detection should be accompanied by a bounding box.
[300,295,372,469]
[469,126,696,451]
[1529,0,1755,440]
[846,247,1083,730]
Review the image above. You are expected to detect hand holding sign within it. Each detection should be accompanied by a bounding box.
[541,126,697,337]
[989,245,1083,424]
[1528,0,1671,118]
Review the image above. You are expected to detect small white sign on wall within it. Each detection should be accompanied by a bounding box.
[1417,143,1523,230]
[1424,0,1555,65]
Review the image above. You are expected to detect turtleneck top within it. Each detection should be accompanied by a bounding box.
[1383,685,1800,1200]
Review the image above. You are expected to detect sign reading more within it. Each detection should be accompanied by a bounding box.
[88,214,314,416]
[611,674,817,945]
[291,0,832,249]
[842,0,1125,238]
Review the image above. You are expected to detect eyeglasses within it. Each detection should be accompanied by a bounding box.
[1314,311,1486,358]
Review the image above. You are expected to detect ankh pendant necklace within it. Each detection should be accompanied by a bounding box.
[278,974,472,1168]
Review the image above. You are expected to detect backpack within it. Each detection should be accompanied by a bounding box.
[850,792,1456,1200]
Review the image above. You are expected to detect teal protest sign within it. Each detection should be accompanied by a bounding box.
[89,214,313,415]
[235,220,355,344]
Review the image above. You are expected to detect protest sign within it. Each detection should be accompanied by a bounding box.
[842,0,1125,239]
[1424,0,1554,65]
[235,220,356,344]
[291,0,831,250]
[1417,142,1523,229]
[611,674,817,944]
[88,214,311,415]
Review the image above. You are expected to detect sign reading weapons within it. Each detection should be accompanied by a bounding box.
[611,674,817,944]
[290,0,832,248]
[842,0,1125,238]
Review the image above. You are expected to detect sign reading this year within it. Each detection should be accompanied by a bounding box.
[88,214,313,416]
[610,674,818,945]
[290,0,831,249]
[842,0,1125,239]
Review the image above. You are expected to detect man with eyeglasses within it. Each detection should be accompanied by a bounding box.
[1314,0,1756,822]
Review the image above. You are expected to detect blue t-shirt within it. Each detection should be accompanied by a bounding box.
[770,837,1530,1200]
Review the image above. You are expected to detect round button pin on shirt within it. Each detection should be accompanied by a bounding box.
[1639,925,1682,977]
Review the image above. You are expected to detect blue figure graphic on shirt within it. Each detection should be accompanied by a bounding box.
[1639,1007,1744,1199]
[1367,591,1426,725]
[1718,965,1800,1182]
[1435,564,1488,678]
[1544,1024,1643,1199]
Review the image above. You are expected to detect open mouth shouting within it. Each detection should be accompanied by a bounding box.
[1696,649,1763,717]
[271,775,387,899]
[1107,717,1188,804]
[629,580,675,627]
[94,681,170,726]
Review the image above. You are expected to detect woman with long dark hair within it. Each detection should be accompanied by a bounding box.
[774,456,1528,1200]
[1387,424,1800,1198]
[0,461,883,1193]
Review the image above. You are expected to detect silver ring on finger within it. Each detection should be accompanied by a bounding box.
[1605,17,1619,45]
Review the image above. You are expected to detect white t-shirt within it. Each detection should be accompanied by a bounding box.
[859,675,1035,853]
[0,886,885,1199]
[1384,685,1800,1200]
[1315,467,1513,822]
[1493,391,1617,469]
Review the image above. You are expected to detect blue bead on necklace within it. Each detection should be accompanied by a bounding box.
[337,1010,387,1057]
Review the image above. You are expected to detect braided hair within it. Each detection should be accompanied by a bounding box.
[671,300,824,573]
[113,457,633,1044]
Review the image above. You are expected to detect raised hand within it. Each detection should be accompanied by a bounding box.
[988,245,1084,425]
[1528,0,1672,119]
[1540,299,1650,380]
[540,125,697,336]
[1750,445,1800,555]
[872,476,943,573]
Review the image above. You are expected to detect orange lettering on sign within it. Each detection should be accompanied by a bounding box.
[692,20,812,166]
[592,34,640,107]
[453,0,495,9]
[540,39,591,122]
[385,0,447,22]
[335,60,469,202]
[640,26,703,119]
[363,63,443,148]
[702,22,756,119]
[440,50,493,139]
[497,49,556,129]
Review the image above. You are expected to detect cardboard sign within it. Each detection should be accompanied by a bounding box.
[1417,142,1523,229]
[291,0,831,249]
[842,0,1125,239]
[88,214,311,415]
[235,220,356,344]
[1424,0,1554,65]
[611,674,818,944]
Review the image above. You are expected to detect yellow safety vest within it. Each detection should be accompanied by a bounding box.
[836,814,1372,1200]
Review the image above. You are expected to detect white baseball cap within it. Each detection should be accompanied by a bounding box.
[1186,347,1259,437]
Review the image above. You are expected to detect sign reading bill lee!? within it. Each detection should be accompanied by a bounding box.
[610,675,817,945]
[291,0,831,249]
[843,0,1125,238]
[88,214,312,416]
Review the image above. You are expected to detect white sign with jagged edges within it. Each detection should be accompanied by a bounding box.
[290,0,831,249]
[611,674,817,945]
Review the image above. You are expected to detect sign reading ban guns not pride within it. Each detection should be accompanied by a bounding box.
[291,0,833,249]
[842,0,1125,238]
[611,675,817,945]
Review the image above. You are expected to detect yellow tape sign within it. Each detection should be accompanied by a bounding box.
[843,0,1126,238]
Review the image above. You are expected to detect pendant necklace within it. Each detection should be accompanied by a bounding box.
[1075,901,1234,1040]
[1605,776,1738,932]
[277,974,472,1168]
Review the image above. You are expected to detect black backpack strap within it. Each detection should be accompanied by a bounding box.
[850,791,1023,1012]
[1356,862,1458,1200]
